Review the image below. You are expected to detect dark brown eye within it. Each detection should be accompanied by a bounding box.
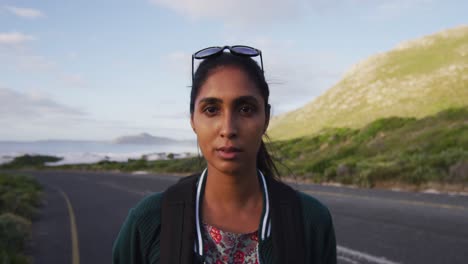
[240,105,256,115]
[203,106,219,115]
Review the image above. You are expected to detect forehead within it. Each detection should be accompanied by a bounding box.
[195,66,264,103]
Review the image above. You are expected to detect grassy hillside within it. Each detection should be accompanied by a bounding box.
[270,107,467,191]
[269,25,468,140]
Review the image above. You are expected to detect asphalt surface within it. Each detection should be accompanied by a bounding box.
[13,170,468,264]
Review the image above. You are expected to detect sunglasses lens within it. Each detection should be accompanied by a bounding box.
[194,47,222,59]
[231,46,259,56]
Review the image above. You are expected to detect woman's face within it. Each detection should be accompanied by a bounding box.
[191,66,269,175]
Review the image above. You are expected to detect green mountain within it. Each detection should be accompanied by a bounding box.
[268,25,468,140]
[270,107,468,190]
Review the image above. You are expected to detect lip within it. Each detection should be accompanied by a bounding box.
[216,146,242,160]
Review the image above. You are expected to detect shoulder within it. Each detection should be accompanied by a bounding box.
[297,191,337,263]
[130,192,164,225]
[297,191,333,227]
[269,179,333,226]
[130,173,200,224]
[112,192,164,263]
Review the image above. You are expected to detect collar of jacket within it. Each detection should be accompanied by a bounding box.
[159,169,306,264]
[193,168,271,259]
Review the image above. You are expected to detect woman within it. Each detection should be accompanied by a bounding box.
[113,46,337,264]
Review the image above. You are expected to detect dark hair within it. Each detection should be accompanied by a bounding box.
[190,53,279,179]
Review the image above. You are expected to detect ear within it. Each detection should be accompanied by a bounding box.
[264,104,271,133]
[190,114,196,134]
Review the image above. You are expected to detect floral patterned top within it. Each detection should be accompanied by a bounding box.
[202,222,259,264]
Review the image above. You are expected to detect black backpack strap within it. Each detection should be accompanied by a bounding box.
[268,178,306,264]
[160,174,200,264]
[160,173,306,264]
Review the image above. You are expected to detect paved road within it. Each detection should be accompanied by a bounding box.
[15,170,468,264]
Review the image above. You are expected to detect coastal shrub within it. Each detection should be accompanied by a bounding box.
[0,154,62,169]
[0,213,31,252]
[448,161,468,183]
[125,158,149,171]
[0,174,42,219]
[148,157,205,173]
[307,158,334,174]
[435,107,468,120]
[354,117,415,143]
[0,213,31,264]
[324,162,357,185]
[0,174,42,264]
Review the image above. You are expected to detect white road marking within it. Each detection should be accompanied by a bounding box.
[132,171,149,175]
[304,189,467,211]
[337,245,401,264]
[338,255,360,264]
[97,181,153,196]
[54,187,80,264]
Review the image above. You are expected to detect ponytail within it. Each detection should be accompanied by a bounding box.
[256,138,279,180]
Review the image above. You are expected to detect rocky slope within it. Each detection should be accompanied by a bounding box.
[268,25,468,140]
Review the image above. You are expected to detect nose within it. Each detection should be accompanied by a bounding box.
[220,111,238,139]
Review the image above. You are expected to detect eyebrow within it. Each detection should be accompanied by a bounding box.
[198,96,260,106]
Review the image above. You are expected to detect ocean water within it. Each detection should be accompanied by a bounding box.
[0,141,198,165]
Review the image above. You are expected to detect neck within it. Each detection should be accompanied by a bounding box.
[203,165,262,209]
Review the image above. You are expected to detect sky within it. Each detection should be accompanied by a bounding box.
[1,0,467,141]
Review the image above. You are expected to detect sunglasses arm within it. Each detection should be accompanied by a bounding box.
[260,53,264,74]
[191,56,194,82]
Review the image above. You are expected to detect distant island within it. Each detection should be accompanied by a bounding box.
[112,132,179,145]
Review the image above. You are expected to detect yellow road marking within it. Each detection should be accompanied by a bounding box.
[58,188,80,264]
[304,190,468,211]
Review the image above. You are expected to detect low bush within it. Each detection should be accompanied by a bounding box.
[0,173,42,264]
[0,213,31,264]
[0,155,62,169]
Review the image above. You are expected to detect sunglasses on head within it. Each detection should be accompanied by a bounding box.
[191,45,264,81]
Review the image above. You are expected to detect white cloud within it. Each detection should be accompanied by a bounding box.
[5,6,45,19]
[0,87,85,119]
[267,54,343,115]
[0,86,194,141]
[149,0,435,24]
[152,111,189,119]
[0,32,35,45]
[61,74,86,87]
[365,0,434,20]
[67,52,78,60]
[163,51,192,78]
[16,54,56,71]
[149,0,309,24]
[1,43,86,85]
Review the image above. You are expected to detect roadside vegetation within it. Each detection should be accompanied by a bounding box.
[0,173,42,264]
[58,155,206,174]
[2,107,467,192]
[0,155,62,170]
[271,107,468,191]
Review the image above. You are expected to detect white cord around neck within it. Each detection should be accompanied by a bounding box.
[194,169,271,258]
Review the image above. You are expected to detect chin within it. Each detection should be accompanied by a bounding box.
[209,160,246,175]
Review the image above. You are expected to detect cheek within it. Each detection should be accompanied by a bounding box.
[193,118,216,151]
[246,119,267,144]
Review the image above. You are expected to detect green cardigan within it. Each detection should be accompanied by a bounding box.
[112,187,336,264]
